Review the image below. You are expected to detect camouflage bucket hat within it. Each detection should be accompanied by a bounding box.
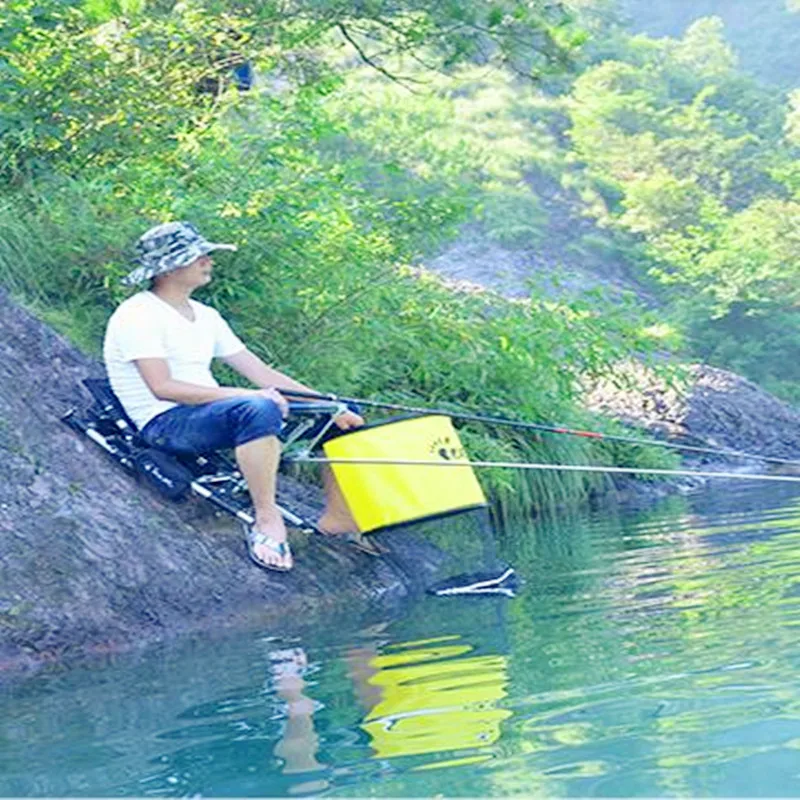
[122,221,237,286]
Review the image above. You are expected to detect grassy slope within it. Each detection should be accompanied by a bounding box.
[0,18,693,521]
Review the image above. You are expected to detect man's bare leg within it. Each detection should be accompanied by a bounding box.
[235,435,291,570]
[317,466,358,535]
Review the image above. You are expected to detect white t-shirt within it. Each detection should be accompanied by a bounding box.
[103,291,246,430]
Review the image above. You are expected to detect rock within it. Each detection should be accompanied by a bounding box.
[584,361,800,461]
[0,290,447,676]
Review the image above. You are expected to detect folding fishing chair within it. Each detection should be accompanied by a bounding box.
[61,378,348,531]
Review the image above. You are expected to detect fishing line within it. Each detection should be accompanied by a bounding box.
[283,389,800,469]
[296,456,800,485]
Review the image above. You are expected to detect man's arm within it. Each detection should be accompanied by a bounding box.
[221,349,364,430]
[135,357,287,414]
[221,349,318,398]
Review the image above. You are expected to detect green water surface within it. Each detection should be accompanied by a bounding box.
[2,482,800,796]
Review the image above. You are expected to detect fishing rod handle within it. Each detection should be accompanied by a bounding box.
[282,388,339,402]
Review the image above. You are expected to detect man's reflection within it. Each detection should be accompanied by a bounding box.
[268,647,329,795]
[268,630,511,781]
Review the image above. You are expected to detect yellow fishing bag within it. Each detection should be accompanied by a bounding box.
[322,414,487,533]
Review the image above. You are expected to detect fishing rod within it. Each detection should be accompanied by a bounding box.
[283,389,800,469]
[297,456,800,485]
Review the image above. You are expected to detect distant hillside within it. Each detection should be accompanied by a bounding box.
[618,0,800,87]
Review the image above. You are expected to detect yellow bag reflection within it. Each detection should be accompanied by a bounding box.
[361,644,510,760]
[323,415,487,533]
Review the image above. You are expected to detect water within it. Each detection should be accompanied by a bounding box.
[3,482,800,797]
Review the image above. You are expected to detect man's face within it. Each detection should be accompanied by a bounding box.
[179,254,214,288]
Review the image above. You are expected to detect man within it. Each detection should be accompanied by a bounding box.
[104,221,364,572]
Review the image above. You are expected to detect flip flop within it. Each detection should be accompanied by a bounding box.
[316,526,387,557]
[246,527,293,572]
[342,532,389,557]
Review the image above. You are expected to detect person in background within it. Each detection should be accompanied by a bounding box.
[103,221,364,572]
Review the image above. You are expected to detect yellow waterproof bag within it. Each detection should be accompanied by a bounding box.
[322,414,487,533]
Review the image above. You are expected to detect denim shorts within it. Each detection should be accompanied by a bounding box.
[140,396,359,457]
[140,396,283,456]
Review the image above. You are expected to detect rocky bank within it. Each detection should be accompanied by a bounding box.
[0,289,448,676]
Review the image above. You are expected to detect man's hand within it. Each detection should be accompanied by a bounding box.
[257,387,289,418]
[335,409,365,430]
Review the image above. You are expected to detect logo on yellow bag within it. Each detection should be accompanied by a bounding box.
[429,435,466,461]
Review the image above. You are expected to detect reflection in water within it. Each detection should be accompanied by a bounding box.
[103,621,513,796]
[495,483,800,797]
[3,482,800,796]
[266,632,513,790]
[350,636,511,764]
[268,647,327,795]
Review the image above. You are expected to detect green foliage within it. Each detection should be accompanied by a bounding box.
[686,305,800,405]
[0,0,582,182]
[785,90,800,147]
[479,187,547,247]
[2,0,636,520]
[9,0,795,525]
[565,13,800,402]
[1,0,236,179]
[324,63,566,252]
[0,113,665,518]
[617,0,800,89]
[688,199,800,313]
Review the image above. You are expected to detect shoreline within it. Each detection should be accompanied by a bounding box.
[3,288,800,681]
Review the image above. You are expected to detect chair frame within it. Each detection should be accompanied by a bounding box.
[61,378,347,531]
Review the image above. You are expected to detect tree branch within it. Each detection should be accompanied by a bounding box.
[336,22,422,91]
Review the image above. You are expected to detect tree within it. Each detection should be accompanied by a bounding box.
[0,0,584,182]
[564,14,800,400]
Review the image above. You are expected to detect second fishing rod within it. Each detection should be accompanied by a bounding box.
[281,389,800,470]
